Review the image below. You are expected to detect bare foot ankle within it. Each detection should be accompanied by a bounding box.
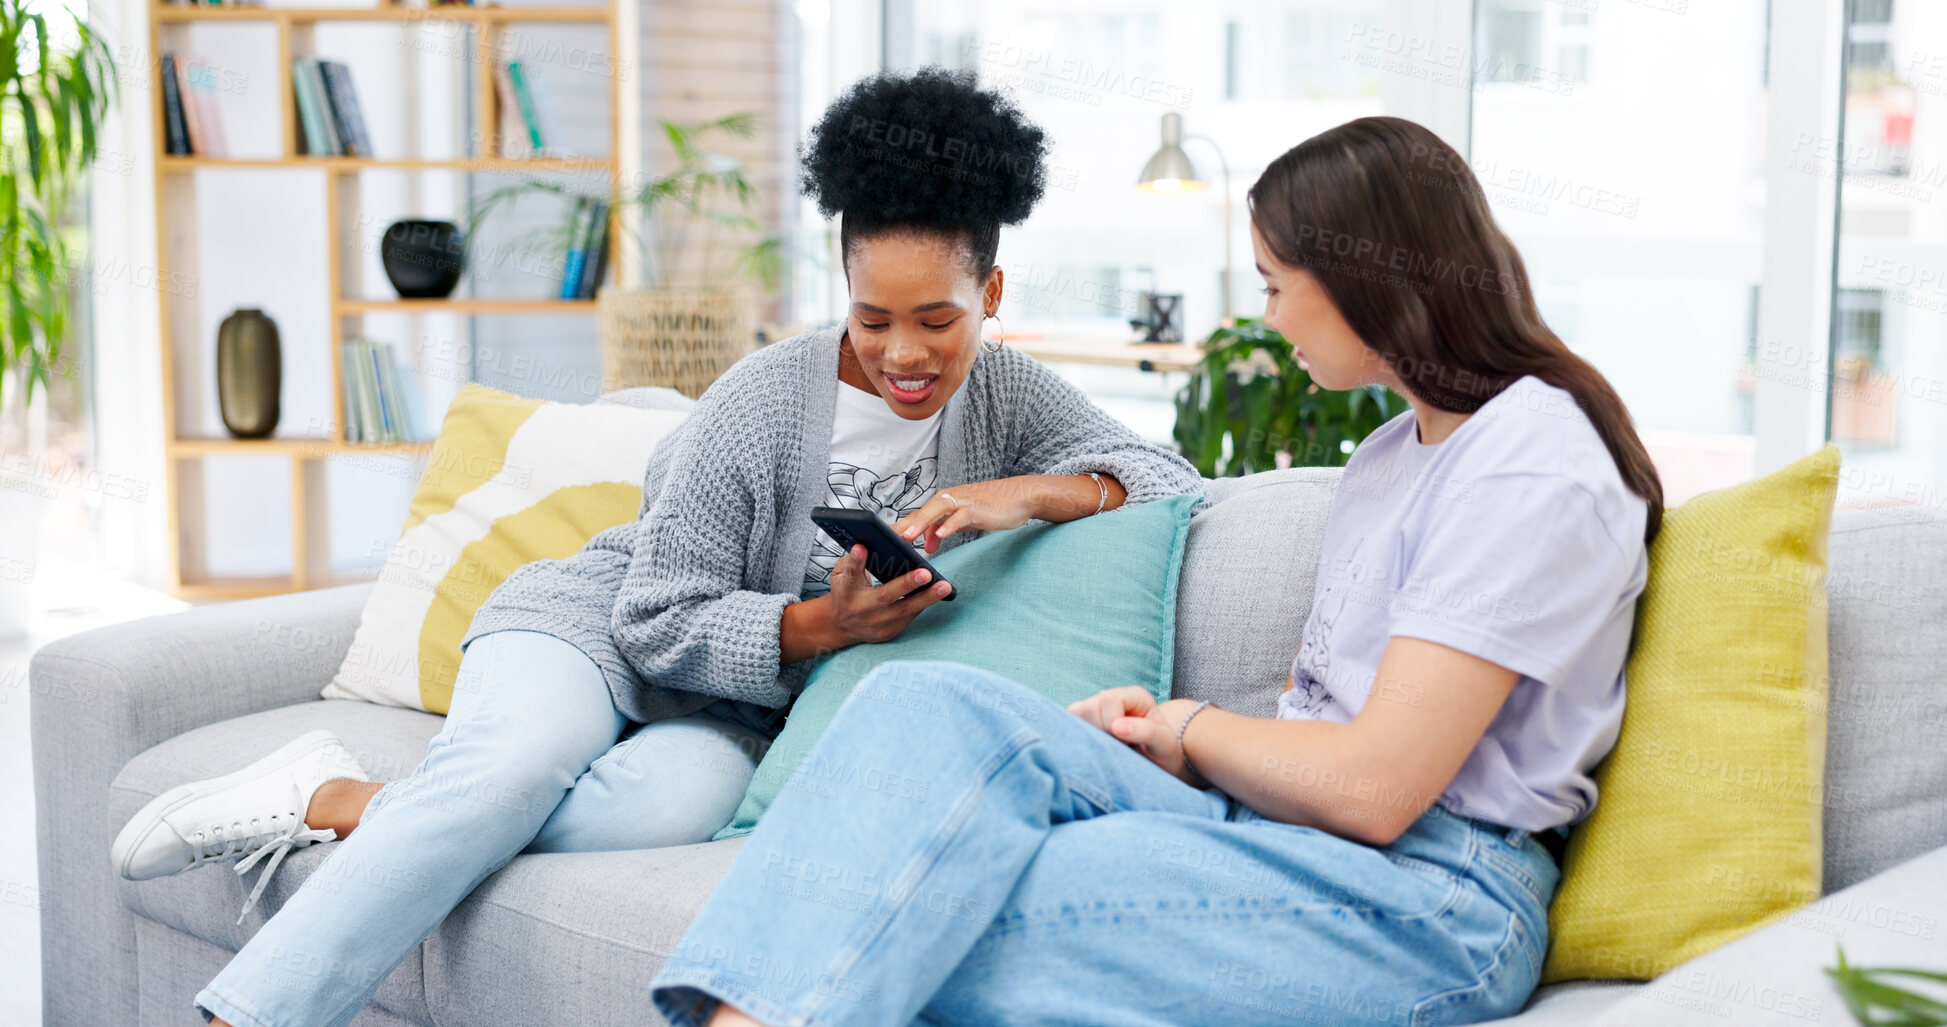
[304,778,385,838]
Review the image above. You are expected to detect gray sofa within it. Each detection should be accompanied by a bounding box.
[32,467,1947,1026]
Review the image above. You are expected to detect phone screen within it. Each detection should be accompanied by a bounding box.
[811,506,957,601]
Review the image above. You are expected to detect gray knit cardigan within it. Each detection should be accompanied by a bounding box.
[463,325,1206,723]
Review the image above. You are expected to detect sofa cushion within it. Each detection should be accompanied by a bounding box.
[111,697,752,1027]
[1544,446,1840,983]
[322,383,692,713]
[1822,505,1947,892]
[111,699,446,1022]
[1482,979,1642,1024]
[421,841,746,1025]
[714,493,1201,839]
[1170,468,1341,714]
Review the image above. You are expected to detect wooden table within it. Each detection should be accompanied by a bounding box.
[1002,334,1208,374]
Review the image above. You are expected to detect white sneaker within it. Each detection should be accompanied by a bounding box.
[111,729,371,922]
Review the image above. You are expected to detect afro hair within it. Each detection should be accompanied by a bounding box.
[800,67,1049,278]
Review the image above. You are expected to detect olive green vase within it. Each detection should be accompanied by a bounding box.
[216,308,282,438]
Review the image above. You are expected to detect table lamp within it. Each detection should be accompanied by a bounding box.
[1137,111,1233,324]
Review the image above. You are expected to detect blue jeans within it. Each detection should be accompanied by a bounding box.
[196,629,777,1027]
[650,660,1558,1027]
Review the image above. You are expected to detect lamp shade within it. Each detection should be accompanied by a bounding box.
[1137,111,1207,192]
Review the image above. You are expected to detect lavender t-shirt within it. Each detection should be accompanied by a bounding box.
[1278,375,1649,832]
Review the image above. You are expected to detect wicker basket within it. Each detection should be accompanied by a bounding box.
[597,288,757,399]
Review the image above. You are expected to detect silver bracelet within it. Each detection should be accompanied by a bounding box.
[1176,700,1212,779]
[1088,471,1107,515]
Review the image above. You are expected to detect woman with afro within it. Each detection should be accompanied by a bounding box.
[114,68,1204,1027]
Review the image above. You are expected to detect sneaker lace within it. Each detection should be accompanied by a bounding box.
[183,783,337,925]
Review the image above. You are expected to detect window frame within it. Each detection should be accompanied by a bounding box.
[1752,0,1846,472]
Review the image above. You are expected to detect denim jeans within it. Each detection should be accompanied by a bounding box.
[196,629,777,1027]
[650,660,1558,1027]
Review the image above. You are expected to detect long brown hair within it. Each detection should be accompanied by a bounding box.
[1248,116,1663,542]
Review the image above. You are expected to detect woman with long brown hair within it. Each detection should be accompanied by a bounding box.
[647,115,1663,1027]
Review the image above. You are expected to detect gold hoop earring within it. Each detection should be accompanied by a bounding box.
[981,315,1004,354]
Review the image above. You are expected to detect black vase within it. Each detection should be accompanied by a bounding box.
[216,308,281,439]
[380,219,468,298]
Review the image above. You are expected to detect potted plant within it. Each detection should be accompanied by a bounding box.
[473,114,785,399]
[1172,317,1406,477]
[1828,947,1947,1025]
[0,0,115,635]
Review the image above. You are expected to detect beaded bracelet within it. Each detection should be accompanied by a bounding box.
[1177,700,1212,780]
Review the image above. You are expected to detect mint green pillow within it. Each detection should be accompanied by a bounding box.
[714,492,1201,840]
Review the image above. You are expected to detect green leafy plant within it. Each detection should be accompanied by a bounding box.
[1173,317,1407,477]
[471,113,785,292]
[1830,947,1947,1026]
[0,0,115,407]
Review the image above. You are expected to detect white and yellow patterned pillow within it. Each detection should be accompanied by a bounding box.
[323,384,689,714]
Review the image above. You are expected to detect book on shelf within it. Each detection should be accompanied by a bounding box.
[576,201,611,299]
[342,341,374,442]
[491,61,527,158]
[559,198,601,300]
[316,60,373,158]
[340,340,425,444]
[173,57,205,154]
[395,360,428,443]
[368,343,398,441]
[341,341,371,442]
[182,58,231,157]
[505,62,545,151]
[291,59,340,156]
[160,54,192,155]
[493,60,550,157]
[291,58,371,158]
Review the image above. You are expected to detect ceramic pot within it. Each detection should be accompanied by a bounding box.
[216,307,281,439]
[381,219,468,298]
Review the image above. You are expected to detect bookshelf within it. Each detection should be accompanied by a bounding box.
[150,0,629,598]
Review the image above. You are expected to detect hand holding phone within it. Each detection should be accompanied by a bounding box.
[812,506,957,601]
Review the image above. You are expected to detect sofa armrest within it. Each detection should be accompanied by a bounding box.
[32,582,371,756]
[1588,844,1947,1026]
[30,583,371,1027]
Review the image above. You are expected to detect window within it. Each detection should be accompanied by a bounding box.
[1476,0,1588,88]
[1847,0,1895,74]
[1476,4,1540,82]
[1471,0,1770,501]
[1281,7,1381,99]
[1835,288,1885,371]
[1225,21,1240,101]
[1831,0,1946,507]
[864,0,1392,444]
[876,0,1384,339]
[806,0,1896,494]
[4,1,98,573]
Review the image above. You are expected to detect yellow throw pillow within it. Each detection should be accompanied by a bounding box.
[322,384,690,714]
[1541,445,1840,982]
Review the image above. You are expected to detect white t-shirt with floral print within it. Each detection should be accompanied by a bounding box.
[803,380,944,597]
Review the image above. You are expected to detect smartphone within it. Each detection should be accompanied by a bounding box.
[811,506,957,601]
